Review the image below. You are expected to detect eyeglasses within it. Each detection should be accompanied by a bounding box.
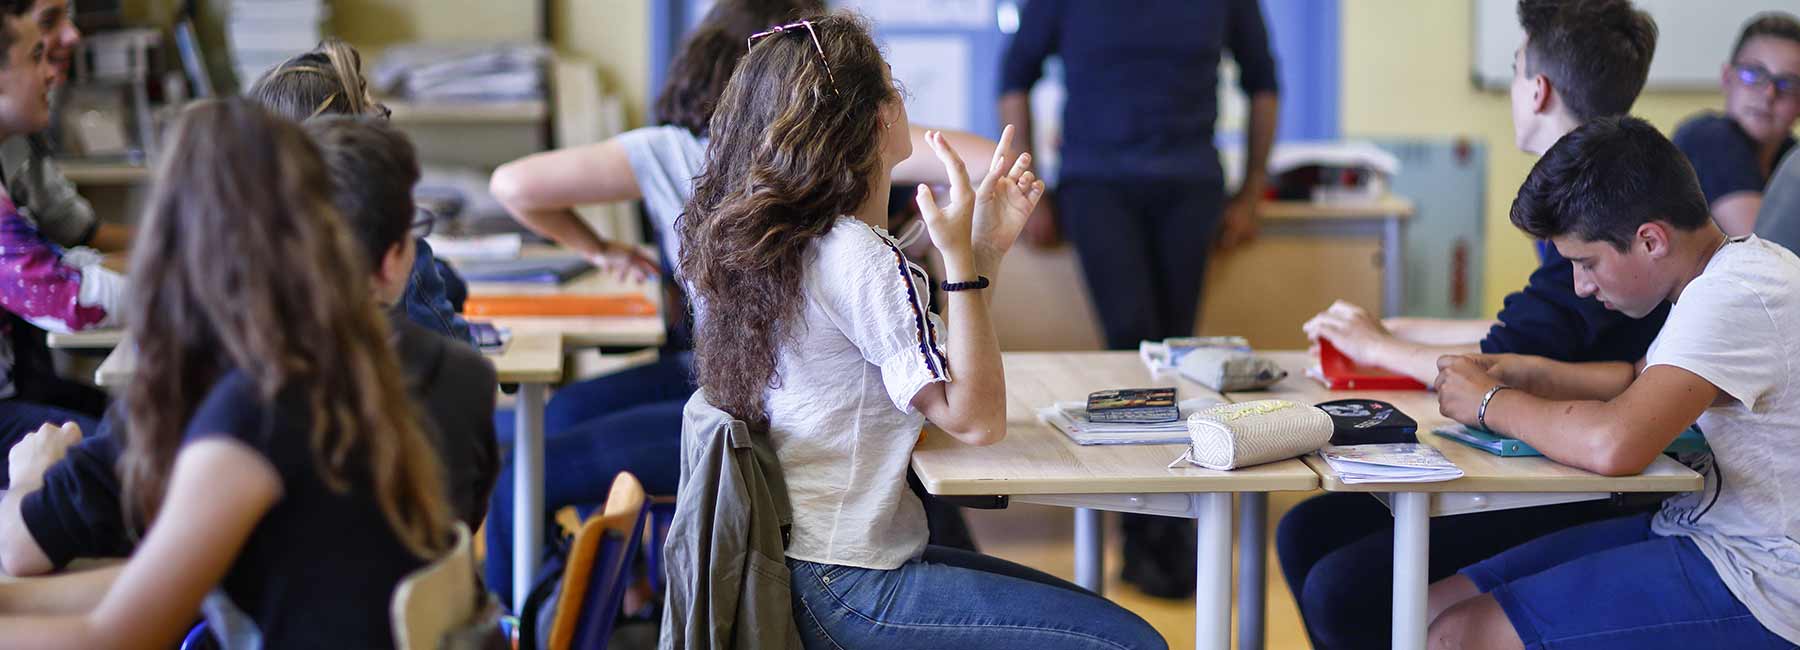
[410,207,438,239]
[1733,63,1800,98]
[748,20,839,97]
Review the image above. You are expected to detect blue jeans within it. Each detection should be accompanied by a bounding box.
[789,546,1166,650]
[484,399,684,606]
[1461,514,1796,649]
[543,353,694,435]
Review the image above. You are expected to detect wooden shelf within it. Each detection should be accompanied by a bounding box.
[1260,196,1415,221]
[61,161,150,186]
[382,99,548,125]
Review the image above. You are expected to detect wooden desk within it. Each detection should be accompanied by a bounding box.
[912,352,1318,650]
[1231,351,1703,650]
[46,328,126,351]
[96,330,564,615]
[458,251,667,350]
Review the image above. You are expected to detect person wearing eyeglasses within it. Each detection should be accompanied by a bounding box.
[1672,12,1800,237]
[247,40,476,347]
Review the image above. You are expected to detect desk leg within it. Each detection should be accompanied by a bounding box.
[1392,492,1431,650]
[1196,492,1232,650]
[1236,493,1267,650]
[511,382,547,614]
[1074,507,1104,594]
[1383,215,1406,317]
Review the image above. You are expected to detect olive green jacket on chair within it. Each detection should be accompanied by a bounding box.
[659,389,800,650]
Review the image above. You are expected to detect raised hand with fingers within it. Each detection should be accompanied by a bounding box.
[969,124,1047,271]
[914,130,980,268]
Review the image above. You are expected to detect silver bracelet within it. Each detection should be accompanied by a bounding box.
[1477,385,1511,431]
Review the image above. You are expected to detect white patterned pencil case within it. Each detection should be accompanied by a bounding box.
[1169,399,1334,471]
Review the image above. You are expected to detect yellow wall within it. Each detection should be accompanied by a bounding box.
[1341,1,1718,314]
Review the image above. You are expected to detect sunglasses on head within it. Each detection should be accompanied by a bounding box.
[748,19,840,97]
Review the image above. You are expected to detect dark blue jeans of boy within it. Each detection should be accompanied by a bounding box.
[1276,491,1659,649]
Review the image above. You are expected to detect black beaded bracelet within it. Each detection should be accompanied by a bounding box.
[940,276,991,292]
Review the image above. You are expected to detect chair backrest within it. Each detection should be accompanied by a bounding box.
[644,497,678,594]
[391,522,479,650]
[547,471,649,650]
[178,621,210,650]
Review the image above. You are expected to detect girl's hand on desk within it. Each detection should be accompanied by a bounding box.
[1433,355,1503,427]
[587,240,661,284]
[8,422,82,492]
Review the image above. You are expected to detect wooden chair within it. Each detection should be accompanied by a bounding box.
[545,471,649,650]
[390,522,482,650]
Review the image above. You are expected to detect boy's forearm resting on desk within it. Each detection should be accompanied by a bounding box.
[1383,317,1498,346]
[1369,338,1477,385]
[1439,359,1713,476]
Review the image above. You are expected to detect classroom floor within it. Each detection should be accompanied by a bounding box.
[963,491,1323,650]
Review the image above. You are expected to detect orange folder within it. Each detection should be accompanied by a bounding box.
[462,294,658,318]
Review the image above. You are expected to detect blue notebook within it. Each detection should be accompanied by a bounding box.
[1434,424,1709,457]
[455,257,592,284]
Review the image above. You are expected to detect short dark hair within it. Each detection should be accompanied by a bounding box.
[303,116,420,269]
[0,0,39,67]
[1518,0,1658,122]
[1510,115,1710,249]
[1730,12,1800,62]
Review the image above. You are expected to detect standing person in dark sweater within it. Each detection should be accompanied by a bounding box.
[1283,2,1666,648]
[0,116,500,578]
[0,99,456,649]
[1671,12,1800,237]
[998,0,1280,599]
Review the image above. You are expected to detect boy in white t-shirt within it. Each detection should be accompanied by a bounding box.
[1428,115,1800,648]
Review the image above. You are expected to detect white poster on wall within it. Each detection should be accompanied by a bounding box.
[838,0,994,29]
[885,35,972,132]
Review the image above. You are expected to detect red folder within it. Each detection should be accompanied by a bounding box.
[1316,339,1427,391]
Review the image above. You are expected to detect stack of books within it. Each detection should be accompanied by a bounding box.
[227,0,327,86]
[1039,397,1224,446]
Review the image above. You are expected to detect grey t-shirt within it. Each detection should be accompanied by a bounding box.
[0,134,97,247]
[1647,236,1800,645]
[616,125,707,273]
[1755,149,1800,252]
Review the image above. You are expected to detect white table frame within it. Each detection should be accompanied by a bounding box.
[1016,492,1269,650]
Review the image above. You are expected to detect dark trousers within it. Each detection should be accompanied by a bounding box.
[1061,177,1225,594]
[1275,491,1662,649]
[1058,177,1225,350]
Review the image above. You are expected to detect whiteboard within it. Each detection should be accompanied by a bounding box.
[1473,0,1800,90]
